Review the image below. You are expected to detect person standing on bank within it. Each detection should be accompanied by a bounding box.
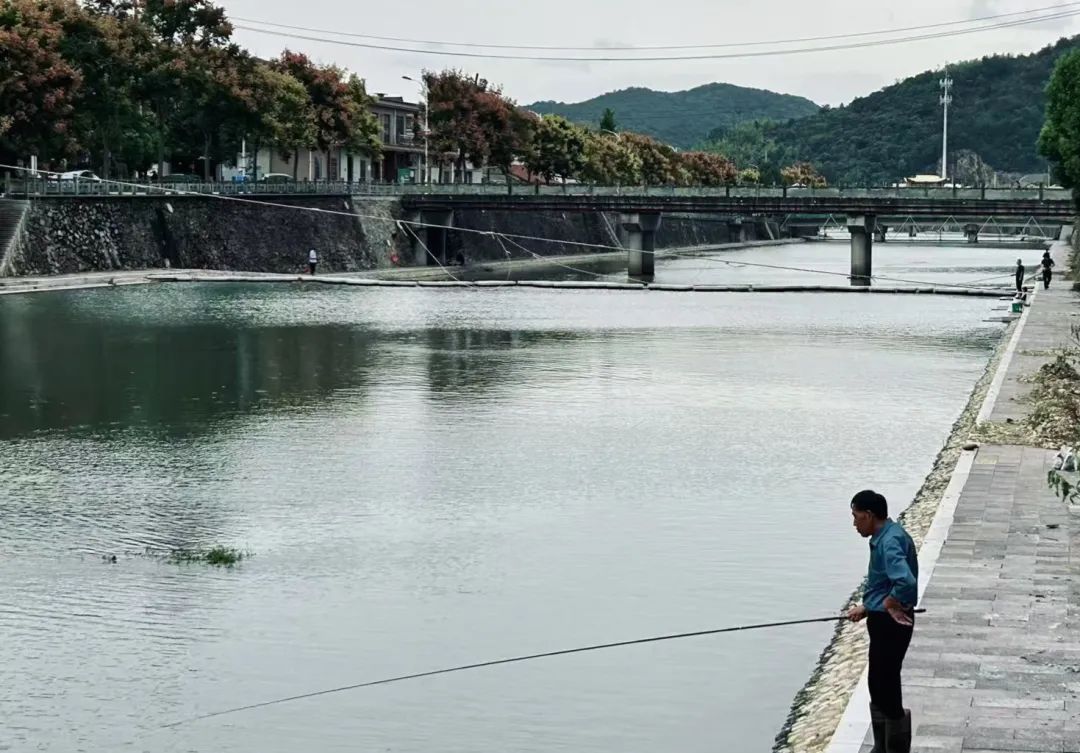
[1015,258,1026,292]
[847,490,919,753]
[308,248,318,276]
[1041,251,1055,290]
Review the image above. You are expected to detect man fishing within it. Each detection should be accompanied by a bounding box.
[1015,258,1025,292]
[847,490,918,753]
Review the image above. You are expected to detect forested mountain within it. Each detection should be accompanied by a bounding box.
[704,37,1080,184]
[527,83,819,149]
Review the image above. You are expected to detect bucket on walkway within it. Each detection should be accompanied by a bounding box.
[1011,300,1023,314]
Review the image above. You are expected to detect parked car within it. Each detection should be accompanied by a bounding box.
[260,173,293,183]
[56,170,101,181]
[158,173,199,184]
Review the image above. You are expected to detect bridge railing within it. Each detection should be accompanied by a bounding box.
[4,178,1073,202]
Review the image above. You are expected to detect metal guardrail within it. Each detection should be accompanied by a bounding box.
[3,178,1073,202]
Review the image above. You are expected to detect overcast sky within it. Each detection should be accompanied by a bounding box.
[217,0,1079,106]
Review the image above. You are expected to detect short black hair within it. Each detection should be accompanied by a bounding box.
[851,490,888,519]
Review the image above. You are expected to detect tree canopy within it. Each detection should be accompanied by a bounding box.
[1039,48,1080,199]
[0,0,379,178]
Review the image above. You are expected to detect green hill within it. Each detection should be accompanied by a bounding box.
[526,83,820,149]
[706,37,1080,184]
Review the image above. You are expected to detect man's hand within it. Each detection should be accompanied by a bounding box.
[846,605,867,622]
[884,596,914,627]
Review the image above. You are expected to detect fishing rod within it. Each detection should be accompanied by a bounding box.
[164,608,926,728]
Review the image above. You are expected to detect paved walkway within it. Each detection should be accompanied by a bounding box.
[851,243,1080,753]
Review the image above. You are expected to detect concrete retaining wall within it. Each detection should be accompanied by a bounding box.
[5,196,762,276]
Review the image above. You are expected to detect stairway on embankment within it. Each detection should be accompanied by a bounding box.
[0,199,28,277]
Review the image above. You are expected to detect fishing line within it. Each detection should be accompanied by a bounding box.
[163,608,925,728]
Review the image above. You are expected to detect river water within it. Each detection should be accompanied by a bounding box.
[0,243,1017,752]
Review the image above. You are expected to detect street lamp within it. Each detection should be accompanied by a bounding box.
[402,75,429,185]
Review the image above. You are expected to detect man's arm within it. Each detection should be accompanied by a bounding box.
[883,536,917,625]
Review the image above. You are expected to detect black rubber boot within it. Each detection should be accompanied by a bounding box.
[869,704,888,753]
[885,708,912,753]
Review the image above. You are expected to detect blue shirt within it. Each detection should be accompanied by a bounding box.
[863,519,918,612]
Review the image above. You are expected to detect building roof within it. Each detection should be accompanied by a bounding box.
[372,95,420,111]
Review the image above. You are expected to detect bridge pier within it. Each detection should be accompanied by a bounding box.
[964,223,979,244]
[403,211,425,265]
[419,209,453,266]
[728,219,748,244]
[847,215,874,287]
[620,212,662,279]
[874,224,888,243]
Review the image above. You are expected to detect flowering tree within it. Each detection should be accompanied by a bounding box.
[581,131,642,185]
[0,0,82,163]
[680,151,737,186]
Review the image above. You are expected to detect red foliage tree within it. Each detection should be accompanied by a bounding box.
[0,0,83,163]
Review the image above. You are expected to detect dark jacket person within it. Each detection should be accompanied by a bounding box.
[1015,258,1025,292]
[847,490,918,753]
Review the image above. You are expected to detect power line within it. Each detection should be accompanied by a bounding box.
[232,2,1079,52]
[232,9,1080,62]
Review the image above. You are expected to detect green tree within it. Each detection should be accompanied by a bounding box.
[60,5,158,178]
[1039,49,1080,200]
[276,51,377,180]
[781,161,827,187]
[241,63,314,179]
[523,115,586,184]
[737,166,761,185]
[581,132,642,185]
[599,107,617,134]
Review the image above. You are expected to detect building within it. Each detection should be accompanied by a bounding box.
[227,94,484,184]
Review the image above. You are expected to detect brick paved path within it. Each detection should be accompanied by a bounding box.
[857,246,1080,753]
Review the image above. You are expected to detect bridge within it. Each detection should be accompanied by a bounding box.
[8,178,1073,283]
[400,189,1075,283]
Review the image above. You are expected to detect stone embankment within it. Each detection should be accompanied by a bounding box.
[1,195,767,278]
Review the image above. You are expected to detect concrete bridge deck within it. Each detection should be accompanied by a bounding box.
[401,193,1074,221]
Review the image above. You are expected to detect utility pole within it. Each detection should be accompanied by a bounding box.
[939,74,953,181]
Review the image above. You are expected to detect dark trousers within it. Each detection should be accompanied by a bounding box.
[867,610,914,719]
[308,262,317,275]
[1043,269,1052,289]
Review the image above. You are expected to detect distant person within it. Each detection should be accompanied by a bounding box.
[1041,251,1055,290]
[308,248,318,276]
[1015,258,1025,292]
[847,490,918,753]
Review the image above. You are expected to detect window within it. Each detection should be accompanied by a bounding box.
[381,114,391,144]
[404,115,414,142]
[396,114,406,141]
